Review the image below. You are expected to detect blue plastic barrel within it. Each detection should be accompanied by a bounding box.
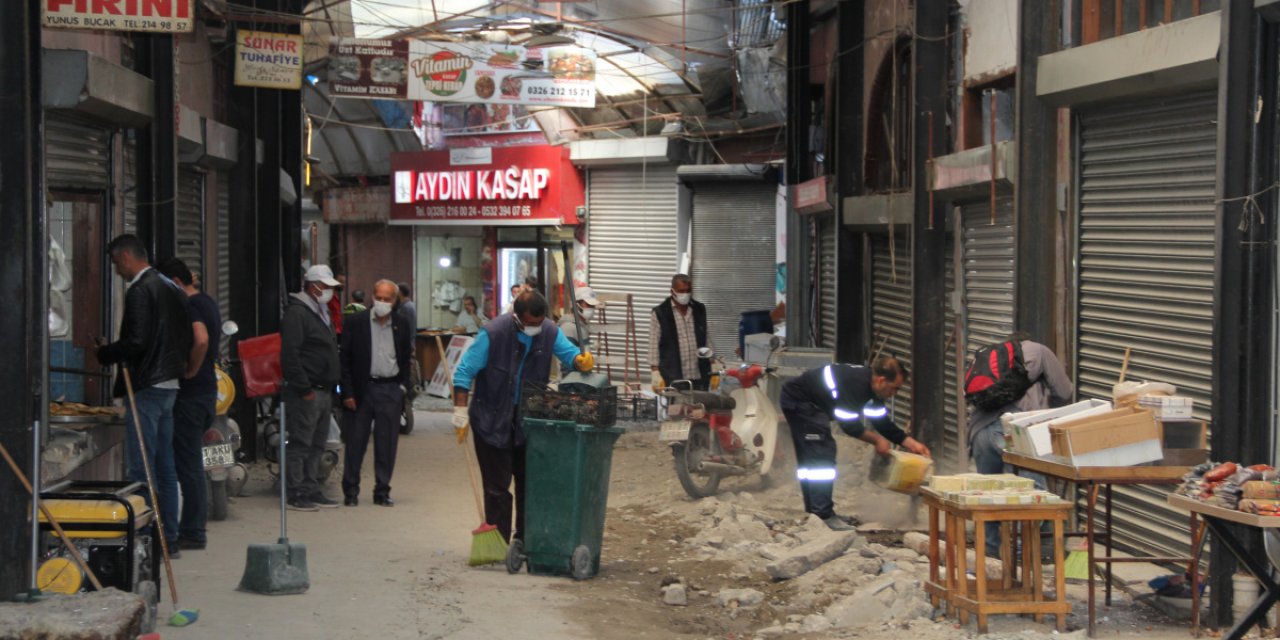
[738,310,774,357]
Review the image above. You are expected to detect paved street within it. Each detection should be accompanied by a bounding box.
[164,409,590,640]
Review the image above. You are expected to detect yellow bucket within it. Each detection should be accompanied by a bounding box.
[868,450,934,495]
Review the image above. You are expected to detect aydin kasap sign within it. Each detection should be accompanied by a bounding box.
[390,146,583,226]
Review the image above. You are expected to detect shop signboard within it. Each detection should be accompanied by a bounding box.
[235,30,304,90]
[390,146,584,226]
[44,0,194,32]
[328,38,410,99]
[328,38,596,108]
[322,186,390,224]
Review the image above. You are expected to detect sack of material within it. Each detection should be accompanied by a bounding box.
[964,341,1033,412]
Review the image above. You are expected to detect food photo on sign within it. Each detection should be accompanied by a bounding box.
[443,104,537,135]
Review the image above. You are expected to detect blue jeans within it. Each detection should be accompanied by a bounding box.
[972,420,1048,556]
[173,391,215,543]
[125,386,180,544]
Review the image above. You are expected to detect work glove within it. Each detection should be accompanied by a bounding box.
[452,406,470,444]
[573,351,595,373]
[650,370,664,392]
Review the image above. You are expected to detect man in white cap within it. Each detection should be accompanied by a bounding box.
[280,264,342,511]
[558,285,602,348]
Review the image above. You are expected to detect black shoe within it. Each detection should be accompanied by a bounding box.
[373,496,395,507]
[311,494,340,509]
[165,544,182,559]
[287,498,319,512]
[823,516,856,532]
[344,495,359,507]
[176,537,206,550]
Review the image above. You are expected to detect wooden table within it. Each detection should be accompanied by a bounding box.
[1169,494,1280,640]
[1004,452,1198,637]
[921,488,1070,633]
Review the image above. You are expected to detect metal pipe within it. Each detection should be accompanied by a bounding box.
[279,402,288,543]
[989,89,997,225]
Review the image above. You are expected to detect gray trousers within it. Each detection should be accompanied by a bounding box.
[286,388,332,500]
[342,382,403,499]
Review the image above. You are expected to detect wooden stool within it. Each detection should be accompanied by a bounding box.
[922,489,1070,633]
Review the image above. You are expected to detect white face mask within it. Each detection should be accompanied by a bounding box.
[516,315,543,337]
[580,307,596,322]
[672,291,691,305]
[372,300,393,317]
[316,288,334,304]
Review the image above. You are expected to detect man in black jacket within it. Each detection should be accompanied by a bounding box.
[649,274,713,391]
[339,279,413,507]
[96,234,193,551]
[280,264,342,511]
[780,357,930,530]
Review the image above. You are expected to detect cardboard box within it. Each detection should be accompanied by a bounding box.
[1002,399,1112,457]
[1049,407,1162,466]
[1138,395,1195,420]
[1160,420,1208,450]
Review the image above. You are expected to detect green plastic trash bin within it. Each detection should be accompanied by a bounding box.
[515,418,623,580]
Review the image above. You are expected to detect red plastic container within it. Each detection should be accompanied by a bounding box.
[237,333,282,398]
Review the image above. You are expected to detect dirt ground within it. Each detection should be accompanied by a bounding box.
[157,407,1235,639]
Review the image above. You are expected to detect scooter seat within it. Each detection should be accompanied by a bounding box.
[680,390,736,411]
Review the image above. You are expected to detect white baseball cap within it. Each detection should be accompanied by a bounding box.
[575,286,602,307]
[305,264,341,287]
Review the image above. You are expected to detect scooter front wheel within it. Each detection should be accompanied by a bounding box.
[208,477,229,521]
[673,425,722,499]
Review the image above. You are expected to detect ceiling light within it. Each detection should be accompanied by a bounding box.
[439,255,452,268]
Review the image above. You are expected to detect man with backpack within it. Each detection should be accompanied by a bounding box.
[965,333,1074,555]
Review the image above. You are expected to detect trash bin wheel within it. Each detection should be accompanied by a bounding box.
[506,538,525,574]
[571,545,593,580]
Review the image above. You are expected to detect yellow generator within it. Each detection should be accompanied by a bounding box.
[36,481,160,620]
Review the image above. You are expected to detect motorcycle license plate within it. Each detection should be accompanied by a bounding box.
[659,419,692,442]
[203,443,235,469]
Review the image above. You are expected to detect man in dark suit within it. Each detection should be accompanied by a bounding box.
[339,279,413,506]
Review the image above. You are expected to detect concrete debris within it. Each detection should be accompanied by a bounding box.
[765,530,859,580]
[756,625,786,636]
[0,588,146,639]
[716,588,765,608]
[903,530,1004,580]
[802,614,831,631]
[662,583,688,606]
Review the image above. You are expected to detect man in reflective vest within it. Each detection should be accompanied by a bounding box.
[780,356,931,531]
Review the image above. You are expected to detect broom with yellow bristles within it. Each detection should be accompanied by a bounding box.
[436,336,508,566]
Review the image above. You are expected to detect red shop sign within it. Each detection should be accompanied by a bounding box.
[389,146,583,226]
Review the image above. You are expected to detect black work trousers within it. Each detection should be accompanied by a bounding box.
[473,419,526,543]
[342,381,403,500]
[781,391,839,520]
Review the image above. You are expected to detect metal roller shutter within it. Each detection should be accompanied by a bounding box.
[176,169,205,276]
[940,226,959,471]
[962,196,1016,354]
[870,229,912,431]
[216,175,231,356]
[46,113,110,190]
[1076,91,1217,561]
[123,139,137,235]
[816,215,837,351]
[690,181,777,358]
[587,165,679,374]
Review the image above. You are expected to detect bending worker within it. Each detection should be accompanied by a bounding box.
[451,290,594,543]
[781,356,930,531]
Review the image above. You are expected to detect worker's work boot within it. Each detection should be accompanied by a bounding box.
[823,515,856,531]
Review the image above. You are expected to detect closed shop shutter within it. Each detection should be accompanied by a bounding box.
[943,197,1016,470]
[46,113,110,190]
[587,165,679,374]
[816,215,838,351]
[1076,91,1216,561]
[216,175,231,355]
[123,139,137,235]
[176,169,205,276]
[869,229,913,431]
[690,181,777,358]
[940,226,959,470]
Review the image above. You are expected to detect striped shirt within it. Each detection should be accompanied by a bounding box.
[649,304,704,381]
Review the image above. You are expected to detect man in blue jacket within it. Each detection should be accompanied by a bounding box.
[452,290,594,542]
[781,357,930,530]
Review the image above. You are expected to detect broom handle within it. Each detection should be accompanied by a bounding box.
[1118,347,1133,383]
[123,367,180,608]
[436,336,487,521]
[0,440,105,591]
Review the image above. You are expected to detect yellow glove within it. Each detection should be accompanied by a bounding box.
[650,370,664,392]
[574,351,595,373]
[452,406,469,444]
